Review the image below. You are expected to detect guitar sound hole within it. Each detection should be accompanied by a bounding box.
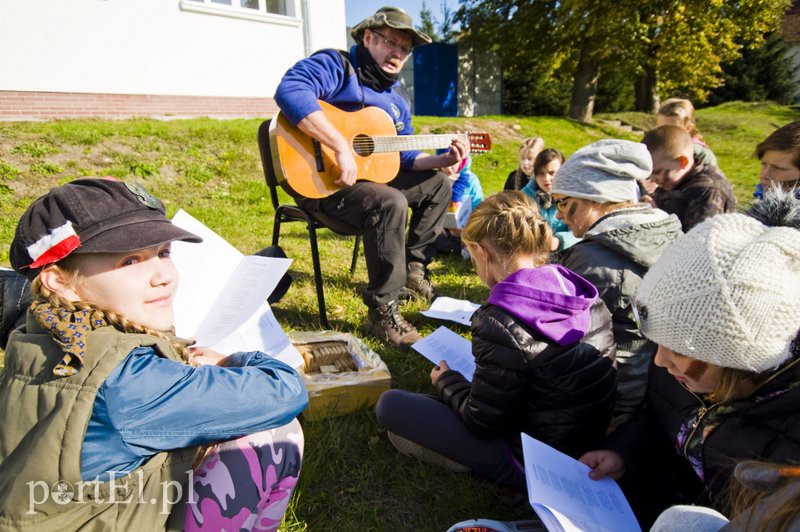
[352,134,375,157]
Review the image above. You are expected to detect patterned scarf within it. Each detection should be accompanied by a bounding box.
[676,358,800,481]
[535,188,553,209]
[31,301,107,377]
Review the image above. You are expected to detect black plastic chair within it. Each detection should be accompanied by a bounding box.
[257,119,362,329]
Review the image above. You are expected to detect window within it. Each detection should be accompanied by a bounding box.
[181,0,297,23]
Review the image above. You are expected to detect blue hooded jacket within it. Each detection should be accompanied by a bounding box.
[436,150,484,209]
[520,179,580,250]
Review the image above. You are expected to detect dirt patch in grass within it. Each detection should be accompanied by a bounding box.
[416,117,530,144]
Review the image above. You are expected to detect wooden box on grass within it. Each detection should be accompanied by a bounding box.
[290,331,391,421]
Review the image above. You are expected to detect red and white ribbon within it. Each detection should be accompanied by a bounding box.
[26,221,81,268]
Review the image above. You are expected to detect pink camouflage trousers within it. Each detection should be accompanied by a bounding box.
[183,418,304,531]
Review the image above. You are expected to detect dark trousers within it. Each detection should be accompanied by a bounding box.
[297,170,451,307]
[375,389,526,489]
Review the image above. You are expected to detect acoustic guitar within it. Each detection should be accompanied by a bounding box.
[268,100,492,199]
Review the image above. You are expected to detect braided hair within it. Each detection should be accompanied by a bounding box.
[462,191,553,270]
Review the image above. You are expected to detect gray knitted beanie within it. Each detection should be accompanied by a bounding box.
[636,189,800,372]
[551,139,652,203]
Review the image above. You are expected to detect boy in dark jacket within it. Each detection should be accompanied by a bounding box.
[642,125,736,231]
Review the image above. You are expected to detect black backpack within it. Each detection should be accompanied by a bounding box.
[0,269,31,349]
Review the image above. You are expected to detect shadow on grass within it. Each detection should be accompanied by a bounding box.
[293,407,533,530]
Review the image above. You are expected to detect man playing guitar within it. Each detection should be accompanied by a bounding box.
[275,6,469,347]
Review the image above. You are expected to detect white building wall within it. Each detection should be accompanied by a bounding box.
[0,0,345,98]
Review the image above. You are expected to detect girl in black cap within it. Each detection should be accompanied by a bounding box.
[1,178,307,531]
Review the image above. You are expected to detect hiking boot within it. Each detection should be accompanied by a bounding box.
[365,301,422,347]
[399,261,437,303]
[387,432,470,473]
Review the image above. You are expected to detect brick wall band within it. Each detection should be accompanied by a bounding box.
[0,91,279,120]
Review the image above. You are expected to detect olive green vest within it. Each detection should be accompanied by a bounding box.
[0,316,196,531]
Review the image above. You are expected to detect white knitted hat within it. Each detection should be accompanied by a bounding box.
[551,139,652,203]
[636,211,800,372]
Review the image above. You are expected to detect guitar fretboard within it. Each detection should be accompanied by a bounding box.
[352,133,470,155]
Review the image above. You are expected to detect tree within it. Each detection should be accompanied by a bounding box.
[439,1,457,43]
[708,32,800,105]
[456,0,576,115]
[417,1,458,44]
[417,1,440,42]
[630,0,791,111]
[456,0,791,120]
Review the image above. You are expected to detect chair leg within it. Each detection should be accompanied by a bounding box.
[350,235,361,276]
[271,214,281,247]
[307,224,330,329]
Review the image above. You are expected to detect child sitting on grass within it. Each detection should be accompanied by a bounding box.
[438,150,484,212]
[520,148,580,250]
[0,178,308,531]
[754,119,800,199]
[657,97,718,168]
[435,151,484,259]
[643,125,736,231]
[504,137,545,191]
[376,191,617,489]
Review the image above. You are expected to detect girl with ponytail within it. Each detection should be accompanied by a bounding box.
[376,191,617,489]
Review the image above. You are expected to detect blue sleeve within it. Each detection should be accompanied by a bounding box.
[555,230,581,250]
[102,347,308,453]
[451,173,469,203]
[466,171,484,208]
[451,170,483,208]
[520,181,537,199]
[399,148,421,171]
[274,50,349,125]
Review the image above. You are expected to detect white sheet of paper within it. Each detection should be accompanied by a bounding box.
[169,210,294,354]
[171,210,244,337]
[421,296,480,326]
[411,326,475,381]
[455,195,473,228]
[521,433,640,532]
[191,255,291,347]
[210,302,303,369]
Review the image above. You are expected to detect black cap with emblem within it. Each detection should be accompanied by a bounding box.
[10,177,201,279]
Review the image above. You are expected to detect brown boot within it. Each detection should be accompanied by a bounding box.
[365,300,422,347]
[400,261,437,303]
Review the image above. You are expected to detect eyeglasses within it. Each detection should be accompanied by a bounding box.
[554,197,569,213]
[371,30,413,57]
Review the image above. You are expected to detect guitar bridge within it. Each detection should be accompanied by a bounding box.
[312,139,325,172]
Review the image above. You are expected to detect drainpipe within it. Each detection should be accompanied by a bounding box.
[301,0,311,57]
[471,44,477,116]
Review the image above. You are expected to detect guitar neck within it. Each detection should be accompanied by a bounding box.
[366,133,470,154]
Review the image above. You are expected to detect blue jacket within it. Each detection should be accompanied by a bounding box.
[274,47,421,171]
[520,181,580,250]
[81,348,307,480]
[437,152,483,209]
[753,183,800,200]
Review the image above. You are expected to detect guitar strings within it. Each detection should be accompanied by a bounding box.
[350,133,483,152]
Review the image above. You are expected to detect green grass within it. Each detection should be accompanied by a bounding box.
[0,103,798,530]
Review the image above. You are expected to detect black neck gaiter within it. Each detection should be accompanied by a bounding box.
[355,43,399,92]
